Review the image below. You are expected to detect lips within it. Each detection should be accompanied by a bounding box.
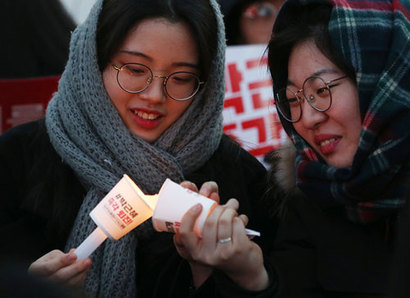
[314,134,341,155]
[130,108,163,129]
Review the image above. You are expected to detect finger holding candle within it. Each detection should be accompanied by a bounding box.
[153,179,217,235]
[176,203,231,265]
[198,181,219,202]
[239,214,249,226]
[174,203,203,260]
[152,179,260,238]
[173,203,215,288]
[201,210,267,291]
[180,181,199,192]
[182,180,220,204]
[221,199,260,238]
[47,255,92,288]
[222,198,239,212]
[28,249,76,277]
[28,249,92,288]
[214,206,237,248]
[174,195,268,292]
[200,204,228,251]
[214,217,268,291]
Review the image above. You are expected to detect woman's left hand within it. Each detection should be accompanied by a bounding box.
[174,185,269,291]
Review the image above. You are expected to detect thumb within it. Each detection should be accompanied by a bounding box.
[180,203,203,235]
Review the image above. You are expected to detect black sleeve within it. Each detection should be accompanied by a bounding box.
[150,251,278,298]
[0,121,49,265]
[269,197,317,298]
[153,135,279,297]
[0,121,85,266]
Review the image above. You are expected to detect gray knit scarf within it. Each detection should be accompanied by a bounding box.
[45,0,226,296]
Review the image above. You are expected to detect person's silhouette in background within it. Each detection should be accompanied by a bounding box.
[0,0,75,79]
[220,0,284,45]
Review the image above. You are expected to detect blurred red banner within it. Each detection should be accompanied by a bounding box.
[0,76,60,134]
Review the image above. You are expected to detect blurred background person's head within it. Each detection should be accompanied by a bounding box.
[220,0,284,45]
[0,0,76,79]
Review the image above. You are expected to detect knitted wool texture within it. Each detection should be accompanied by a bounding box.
[273,0,410,223]
[45,0,226,296]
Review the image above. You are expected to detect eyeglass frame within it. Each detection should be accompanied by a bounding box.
[112,63,205,101]
[274,75,347,123]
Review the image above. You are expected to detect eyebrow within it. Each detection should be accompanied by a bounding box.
[287,68,340,87]
[118,50,200,70]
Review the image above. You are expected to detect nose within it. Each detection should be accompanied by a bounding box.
[138,76,166,104]
[299,99,327,129]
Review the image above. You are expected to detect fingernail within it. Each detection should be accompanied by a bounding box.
[192,203,202,213]
[83,258,91,267]
[200,185,210,194]
[67,253,77,261]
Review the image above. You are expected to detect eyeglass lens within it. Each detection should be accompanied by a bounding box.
[117,63,201,100]
[276,77,332,122]
[243,2,277,19]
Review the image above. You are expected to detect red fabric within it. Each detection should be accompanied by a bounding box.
[0,76,60,134]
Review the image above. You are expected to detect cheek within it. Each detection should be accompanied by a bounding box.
[103,71,123,109]
[292,123,309,143]
[102,70,114,98]
[168,101,192,122]
[335,90,361,131]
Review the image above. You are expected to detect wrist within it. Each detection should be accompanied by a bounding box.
[189,261,213,288]
[227,266,269,291]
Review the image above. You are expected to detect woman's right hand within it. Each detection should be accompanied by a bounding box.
[174,181,269,291]
[28,249,92,288]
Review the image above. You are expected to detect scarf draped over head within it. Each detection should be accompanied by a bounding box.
[276,0,410,223]
[45,0,226,296]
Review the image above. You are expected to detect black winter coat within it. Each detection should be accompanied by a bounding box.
[0,120,278,298]
[267,145,393,298]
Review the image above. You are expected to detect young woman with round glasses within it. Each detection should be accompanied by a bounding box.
[266,0,410,296]
[0,0,277,296]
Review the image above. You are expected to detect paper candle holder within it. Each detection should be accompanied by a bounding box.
[153,179,260,238]
[74,174,156,260]
[74,176,260,260]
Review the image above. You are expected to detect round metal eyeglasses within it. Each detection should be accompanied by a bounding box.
[112,63,204,101]
[274,75,347,123]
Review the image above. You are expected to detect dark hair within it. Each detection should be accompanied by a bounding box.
[96,0,218,81]
[0,0,75,79]
[268,2,356,93]
[223,0,255,45]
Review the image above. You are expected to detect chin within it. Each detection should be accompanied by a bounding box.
[326,158,354,169]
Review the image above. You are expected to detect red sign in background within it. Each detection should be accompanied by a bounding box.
[0,76,60,134]
[0,45,285,163]
[222,45,286,163]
